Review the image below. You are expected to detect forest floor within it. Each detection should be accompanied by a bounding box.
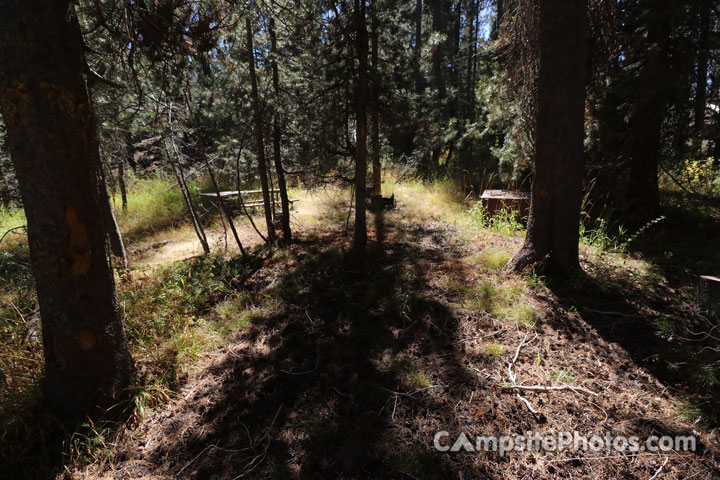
[2,179,720,479]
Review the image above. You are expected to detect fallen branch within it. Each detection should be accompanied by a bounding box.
[502,383,599,397]
[280,347,320,375]
[648,456,669,480]
[506,330,540,415]
[516,393,539,414]
[0,225,26,245]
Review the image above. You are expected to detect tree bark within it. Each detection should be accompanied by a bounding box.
[431,0,447,100]
[491,0,504,40]
[466,0,478,118]
[370,1,382,208]
[269,16,292,244]
[246,15,276,244]
[624,0,668,220]
[117,159,128,212]
[507,0,588,276]
[693,1,710,145]
[164,117,210,255]
[354,0,370,251]
[99,167,129,271]
[414,0,423,94]
[0,0,133,417]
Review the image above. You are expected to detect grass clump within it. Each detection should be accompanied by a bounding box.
[498,302,539,327]
[387,355,432,389]
[389,177,466,224]
[480,342,507,359]
[552,368,578,384]
[476,248,511,271]
[467,202,524,235]
[0,211,39,425]
[455,277,539,327]
[409,371,432,388]
[214,297,266,335]
[579,215,626,253]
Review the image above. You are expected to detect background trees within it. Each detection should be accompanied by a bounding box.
[0,0,715,227]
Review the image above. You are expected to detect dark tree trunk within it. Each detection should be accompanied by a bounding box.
[370,1,382,206]
[693,2,710,145]
[354,0,370,251]
[507,0,589,276]
[414,0,423,94]
[246,15,276,244]
[466,0,477,94]
[625,0,668,220]
[491,0,504,40]
[269,17,292,244]
[431,0,447,100]
[449,0,460,120]
[120,134,130,211]
[164,124,210,255]
[0,0,133,417]
[429,0,448,174]
[99,168,129,271]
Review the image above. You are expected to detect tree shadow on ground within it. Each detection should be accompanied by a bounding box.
[546,204,720,430]
[111,223,491,479]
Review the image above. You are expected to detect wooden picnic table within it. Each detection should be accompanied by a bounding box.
[198,189,281,198]
[480,189,530,216]
[198,189,299,209]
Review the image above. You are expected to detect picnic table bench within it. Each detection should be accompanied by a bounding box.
[199,189,300,209]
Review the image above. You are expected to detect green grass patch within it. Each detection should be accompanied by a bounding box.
[0,207,25,234]
[476,248,511,271]
[120,255,250,385]
[114,174,188,241]
[552,368,578,384]
[386,355,432,389]
[480,342,507,359]
[467,202,524,235]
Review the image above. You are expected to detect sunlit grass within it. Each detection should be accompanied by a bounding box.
[114,174,187,241]
[385,177,468,225]
[475,248,511,271]
[443,271,539,327]
[289,186,353,228]
[480,342,507,359]
[0,208,25,234]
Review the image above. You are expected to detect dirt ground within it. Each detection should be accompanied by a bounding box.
[59,204,720,480]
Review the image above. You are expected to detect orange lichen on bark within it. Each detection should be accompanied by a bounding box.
[75,328,98,350]
[64,205,91,274]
